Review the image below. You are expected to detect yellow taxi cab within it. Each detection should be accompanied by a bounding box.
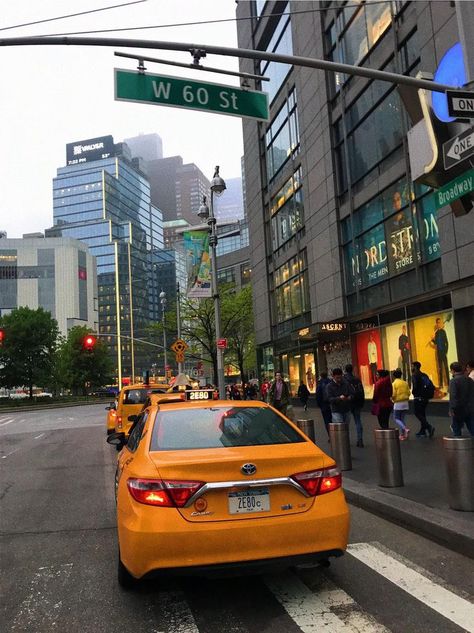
[105,400,118,436]
[111,382,168,436]
[107,389,350,588]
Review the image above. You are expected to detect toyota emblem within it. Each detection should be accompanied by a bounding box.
[241,463,257,476]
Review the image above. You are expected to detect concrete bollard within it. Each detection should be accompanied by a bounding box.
[296,419,315,442]
[443,437,474,511]
[374,429,404,487]
[328,422,352,471]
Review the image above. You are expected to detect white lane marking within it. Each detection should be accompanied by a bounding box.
[265,571,389,632]
[152,590,200,633]
[0,418,15,427]
[1,448,20,459]
[348,542,474,632]
[34,433,45,439]
[11,563,73,632]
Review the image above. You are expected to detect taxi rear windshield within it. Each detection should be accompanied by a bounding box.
[150,406,305,450]
[123,388,166,405]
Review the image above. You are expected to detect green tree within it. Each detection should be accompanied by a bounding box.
[223,285,256,384]
[55,326,114,395]
[150,285,255,385]
[0,307,59,398]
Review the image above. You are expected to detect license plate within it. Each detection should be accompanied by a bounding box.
[228,488,270,514]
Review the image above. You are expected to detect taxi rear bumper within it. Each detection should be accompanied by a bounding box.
[118,488,350,579]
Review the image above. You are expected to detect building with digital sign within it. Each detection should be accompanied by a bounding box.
[237,1,473,398]
[0,235,97,336]
[46,135,164,384]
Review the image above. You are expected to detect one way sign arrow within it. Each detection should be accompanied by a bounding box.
[443,127,474,170]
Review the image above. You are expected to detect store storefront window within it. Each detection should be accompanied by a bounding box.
[408,311,455,399]
[304,353,316,393]
[352,328,383,397]
[352,311,457,400]
[288,354,301,395]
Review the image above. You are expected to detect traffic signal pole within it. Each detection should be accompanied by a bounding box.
[0,35,459,94]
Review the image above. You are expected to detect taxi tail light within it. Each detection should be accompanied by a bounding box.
[291,467,342,496]
[127,478,204,507]
[117,415,123,429]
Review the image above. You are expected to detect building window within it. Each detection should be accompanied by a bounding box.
[240,263,251,285]
[342,179,441,297]
[270,167,303,252]
[265,90,299,182]
[259,15,293,103]
[273,251,309,323]
[217,267,236,285]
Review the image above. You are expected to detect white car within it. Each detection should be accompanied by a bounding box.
[36,392,53,398]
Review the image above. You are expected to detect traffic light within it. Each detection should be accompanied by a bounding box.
[83,334,97,350]
[0,328,4,346]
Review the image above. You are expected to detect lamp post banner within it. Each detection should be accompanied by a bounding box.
[183,230,212,298]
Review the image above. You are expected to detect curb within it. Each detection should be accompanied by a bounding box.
[343,477,474,559]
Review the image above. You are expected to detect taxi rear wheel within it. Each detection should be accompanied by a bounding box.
[118,551,137,590]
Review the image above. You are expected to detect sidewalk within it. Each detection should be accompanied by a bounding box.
[291,404,474,559]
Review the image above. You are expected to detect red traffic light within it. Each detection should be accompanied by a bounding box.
[83,335,97,350]
[0,328,4,345]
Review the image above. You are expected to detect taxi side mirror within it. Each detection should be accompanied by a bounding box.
[106,432,127,448]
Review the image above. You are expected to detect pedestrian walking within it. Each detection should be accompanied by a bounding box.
[371,369,393,429]
[344,364,365,447]
[391,368,411,440]
[231,384,241,400]
[269,371,290,415]
[260,378,270,402]
[316,372,332,437]
[325,368,353,423]
[297,380,310,411]
[449,362,474,437]
[411,361,435,438]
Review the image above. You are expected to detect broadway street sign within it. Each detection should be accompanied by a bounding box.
[443,127,474,170]
[114,69,269,121]
[434,169,474,210]
[446,89,474,119]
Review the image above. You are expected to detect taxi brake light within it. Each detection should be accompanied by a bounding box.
[127,478,204,507]
[291,467,341,496]
[117,415,122,429]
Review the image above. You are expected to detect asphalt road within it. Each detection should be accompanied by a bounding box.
[1,404,473,633]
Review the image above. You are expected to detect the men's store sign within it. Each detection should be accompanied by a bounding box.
[347,208,439,289]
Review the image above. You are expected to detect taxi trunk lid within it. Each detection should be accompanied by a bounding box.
[149,443,328,522]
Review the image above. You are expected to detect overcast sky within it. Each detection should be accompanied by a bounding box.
[0,0,246,238]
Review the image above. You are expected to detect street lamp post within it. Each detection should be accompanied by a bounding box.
[176,282,184,374]
[198,166,226,399]
[159,290,168,377]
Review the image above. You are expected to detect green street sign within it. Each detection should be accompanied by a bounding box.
[434,169,474,210]
[114,69,269,121]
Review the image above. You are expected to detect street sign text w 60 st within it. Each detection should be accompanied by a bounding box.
[115,69,269,121]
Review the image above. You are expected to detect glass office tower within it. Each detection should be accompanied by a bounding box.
[47,135,164,385]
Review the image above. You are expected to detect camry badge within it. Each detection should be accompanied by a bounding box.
[241,463,257,475]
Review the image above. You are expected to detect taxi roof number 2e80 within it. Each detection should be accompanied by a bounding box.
[106,390,350,589]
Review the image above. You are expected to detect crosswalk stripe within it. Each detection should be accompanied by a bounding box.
[0,418,15,426]
[348,542,474,632]
[265,571,389,633]
[154,590,200,633]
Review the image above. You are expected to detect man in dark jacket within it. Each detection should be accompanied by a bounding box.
[344,364,365,447]
[411,361,435,438]
[325,368,353,423]
[449,362,474,437]
[297,380,310,411]
[316,372,332,436]
[269,371,290,415]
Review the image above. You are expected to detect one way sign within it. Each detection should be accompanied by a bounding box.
[443,127,474,170]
